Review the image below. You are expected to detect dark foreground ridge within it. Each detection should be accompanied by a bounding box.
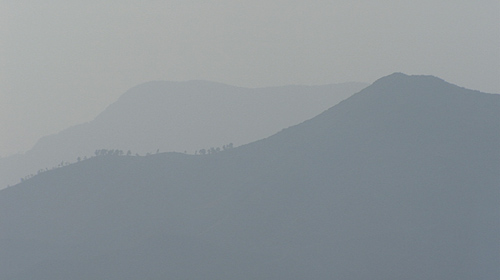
[1,73,498,279]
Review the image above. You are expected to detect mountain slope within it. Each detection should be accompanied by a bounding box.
[0,81,366,189]
[0,73,498,279]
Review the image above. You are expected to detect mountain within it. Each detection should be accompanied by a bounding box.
[0,73,498,279]
[0,81,366,189]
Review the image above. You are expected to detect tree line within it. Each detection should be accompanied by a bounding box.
[16,143,235,185]
[195,143,233,155]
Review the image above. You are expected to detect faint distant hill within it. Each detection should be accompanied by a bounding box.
[0,81,366,189]
[1,73,498,279]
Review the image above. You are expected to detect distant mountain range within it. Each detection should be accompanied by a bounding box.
[0,81,366,189]
[1,73,498,279]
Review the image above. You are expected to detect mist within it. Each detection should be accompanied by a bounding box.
[1,0,499,157]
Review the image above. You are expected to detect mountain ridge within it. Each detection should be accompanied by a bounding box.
[0,81,366,189]
[1,73,498,279]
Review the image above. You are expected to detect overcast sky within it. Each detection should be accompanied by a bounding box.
[1,0,499,157]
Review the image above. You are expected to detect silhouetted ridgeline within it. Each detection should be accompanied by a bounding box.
[14,145,234,187]
[0,81,366,189]
[0,73,498,279]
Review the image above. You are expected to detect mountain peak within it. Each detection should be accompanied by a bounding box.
[350,73,483,106]
[371,72,448,89]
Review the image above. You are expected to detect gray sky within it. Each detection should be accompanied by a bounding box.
[1,0,499,157]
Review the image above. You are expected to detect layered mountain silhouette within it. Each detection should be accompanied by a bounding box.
[0,81,366,189]
[0,73,498,279]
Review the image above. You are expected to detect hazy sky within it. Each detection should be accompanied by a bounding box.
[1,0,499,157]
